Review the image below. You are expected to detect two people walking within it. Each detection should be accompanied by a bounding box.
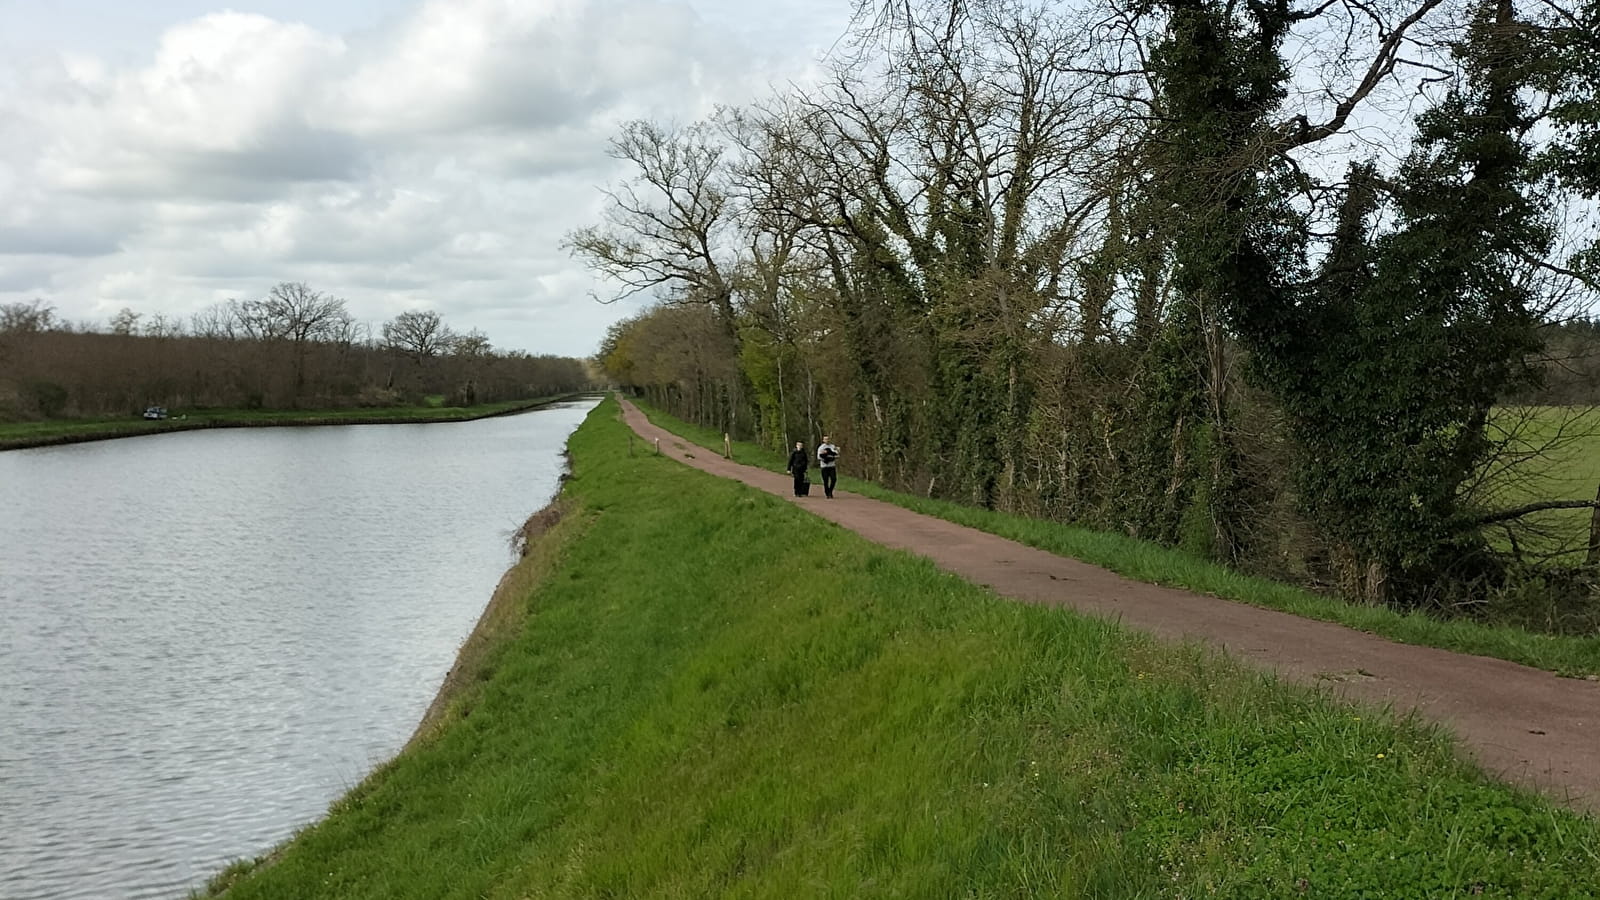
[786,435,841,498]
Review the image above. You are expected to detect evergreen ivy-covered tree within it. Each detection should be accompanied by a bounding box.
[1250,0,1551,603]
[1141,0,1300,559]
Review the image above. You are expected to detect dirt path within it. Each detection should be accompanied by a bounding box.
[617,398,1600,811]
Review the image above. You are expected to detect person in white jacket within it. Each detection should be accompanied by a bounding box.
[816,435,840,499]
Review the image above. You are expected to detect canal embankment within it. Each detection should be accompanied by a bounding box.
[204,396,1600,899]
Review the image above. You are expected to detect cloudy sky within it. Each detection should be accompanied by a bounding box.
[0,0,856,355]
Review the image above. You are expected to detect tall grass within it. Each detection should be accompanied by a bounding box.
[636,400,1600,677]
[209,397,1600,899]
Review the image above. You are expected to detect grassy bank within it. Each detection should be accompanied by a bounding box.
[635,400,1600,678]
[208,397,1599,898]
[0,394,593,451]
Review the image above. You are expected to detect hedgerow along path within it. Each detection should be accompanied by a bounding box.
[617,397,1600,812]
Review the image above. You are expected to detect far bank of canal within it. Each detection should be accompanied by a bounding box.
[0,393,597,452]
[0,397,599,900]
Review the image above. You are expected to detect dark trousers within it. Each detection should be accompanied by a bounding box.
[792,469,808,496]
[820,467,837,497]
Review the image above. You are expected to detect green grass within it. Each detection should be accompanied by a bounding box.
[0,396,585,449]
[209,397,1600,899]
[1485,406,1600,561]
[636,401,1600,677]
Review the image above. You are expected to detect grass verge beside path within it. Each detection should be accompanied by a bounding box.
[636,400,1600,678]
[210,396,1600,899]
[0,394,591,451]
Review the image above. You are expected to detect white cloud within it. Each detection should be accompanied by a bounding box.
[34,13,354,196]
[0,0,850,355]
[320,0,719,137]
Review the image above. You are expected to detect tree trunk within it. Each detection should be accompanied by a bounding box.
[1205,307,1237,562]
[1588,484,1600,566]
[776,351,789,450]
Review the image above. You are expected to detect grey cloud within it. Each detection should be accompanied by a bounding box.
[321,0,736,140]
[467,131,617,180]
[59,128,367,202]
[0,256,62,292]
[182,128,368,185]
[0,224,122,257]
[186,257,288,280]
[283,226,442,266]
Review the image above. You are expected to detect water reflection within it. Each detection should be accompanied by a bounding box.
[0,400,596,899]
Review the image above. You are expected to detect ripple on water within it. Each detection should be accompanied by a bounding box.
[0,400,595,900]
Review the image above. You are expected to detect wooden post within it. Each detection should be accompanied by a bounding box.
[724,432,732,459]
[654,438,661,456]
[1587,483,1600,566]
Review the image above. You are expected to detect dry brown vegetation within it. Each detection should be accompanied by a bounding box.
[0,290,591,420]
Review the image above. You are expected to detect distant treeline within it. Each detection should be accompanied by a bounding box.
[1512,318,1600,407]
[0,286,594,419]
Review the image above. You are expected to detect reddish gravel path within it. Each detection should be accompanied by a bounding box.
[618,398,1600,811]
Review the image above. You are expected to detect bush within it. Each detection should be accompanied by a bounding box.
[1482,565,1600,635]
[23,380,68,418]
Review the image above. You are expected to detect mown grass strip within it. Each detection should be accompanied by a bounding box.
[634,400,1600,678]
[0,394,593,451]
[211,397,1599,899]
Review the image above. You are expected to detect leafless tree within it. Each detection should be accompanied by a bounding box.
[0,300,57,334]
[265,282,351,345]
[448,329,492,358]
[190,303,238,340]
[142,313,184,338]
[110,308,142,336]
[382,310,454,359]
[565,120,743,340]
[230,283,353,396]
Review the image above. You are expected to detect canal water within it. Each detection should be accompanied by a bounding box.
[0,399,597,900]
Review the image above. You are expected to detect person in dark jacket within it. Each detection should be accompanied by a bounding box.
[786,441,809,496]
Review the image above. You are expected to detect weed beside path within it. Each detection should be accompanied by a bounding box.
[212,397,1600,899]
[635,400,1600,678]
[0,394,594,451]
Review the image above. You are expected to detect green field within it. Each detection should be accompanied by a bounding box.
[207,397,1599,899]
[1484,406,1600,561]
[0,396,586,450]
[636,400,1600,676]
